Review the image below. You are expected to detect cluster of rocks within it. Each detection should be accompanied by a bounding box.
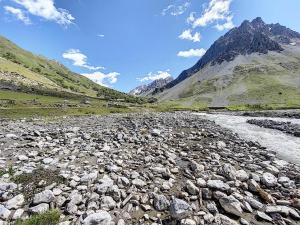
[0,112,300,225]
[241,110,300,119]
[247,119,300,137]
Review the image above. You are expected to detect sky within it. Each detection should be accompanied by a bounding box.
[0,0,300,92]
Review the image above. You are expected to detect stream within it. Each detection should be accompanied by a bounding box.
[195,113,300,165]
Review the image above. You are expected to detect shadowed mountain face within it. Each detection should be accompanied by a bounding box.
[129,76,173,96]
[164,17,300,90]
[155,17,300,108]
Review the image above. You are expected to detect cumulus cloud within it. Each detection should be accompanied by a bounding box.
[192,0,234,30]
[4,5,31,24]
[81,71,119,87]
[62,49,104,71]
[179,29,201,42]
[162,1,190,16]
[177,48,206,58]
[138,70,171,82]
[215,16,234,31]
[11,0,74,25]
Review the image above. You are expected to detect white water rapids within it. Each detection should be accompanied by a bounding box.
[195,113,300,165]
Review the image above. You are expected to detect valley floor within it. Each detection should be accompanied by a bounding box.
[0,112,299,225]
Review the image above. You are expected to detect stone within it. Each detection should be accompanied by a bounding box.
[256,211,272,222]
[218,164,237,180]
[81,171,98,183]
[236,170,249,181]
[29,203,49,214]
[214,214,238,225]
[0,205,10,220]
[132,178,146,188]
[170,197,191,219]
[180,218,196,225]
[261,172,277,188]
[219,196,243,217]
[207,180,230,191]
[153,194,170,211]
[33,190,55,204]
[100,196,116,210]
[82,211,112,225]
[5,194,24,209]
[186,180,199,195]
[247,179,260,192]
[244,197,264,210]
[12,209,24,220]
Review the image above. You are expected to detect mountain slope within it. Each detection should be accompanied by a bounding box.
[129,76,173,96]
[156,18,300,108]
[0,36,139,102]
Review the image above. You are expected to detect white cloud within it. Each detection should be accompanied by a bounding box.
[97,34,105,38]
[162,1,190,16]
[187,12,195,24]
[82,71,119,87]
[12,0,74,25]
[4,5,31,24]
[138,70,171,82]
[62,49,104,71]
[192,0,234,30]
[179,29,201,42]
[215,16,234,31]
[177,48,206,58]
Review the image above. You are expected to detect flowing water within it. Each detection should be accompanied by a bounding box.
[195,113,300,165]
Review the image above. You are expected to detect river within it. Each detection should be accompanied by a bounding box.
[195,113,300,165]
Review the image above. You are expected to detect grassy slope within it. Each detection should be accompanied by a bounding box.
[0,36,142,103]
[156,48,300,110]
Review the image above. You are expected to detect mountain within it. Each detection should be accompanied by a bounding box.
[155,17,300,108]
[129,76,173,96]
[0,36,139,102]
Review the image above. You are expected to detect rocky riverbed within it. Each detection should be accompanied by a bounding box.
[0,112,299,225]
[247,119,300,137]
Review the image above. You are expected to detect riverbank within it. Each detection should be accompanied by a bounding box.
[0,112,299,225]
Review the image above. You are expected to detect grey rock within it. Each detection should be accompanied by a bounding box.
[256,211,272,222]
[153,194,170,211]
[5,194,24,209]
[170,197,191,219]
[261,172,277,187]
[0,205,10,220]
[29,203,49,214]
[219,196,243,217]
[207,180,230,191]
[33,190,55,205]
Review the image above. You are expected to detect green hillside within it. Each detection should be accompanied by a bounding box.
[0,36,141,103]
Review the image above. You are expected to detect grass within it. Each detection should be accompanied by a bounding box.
[0,35,145,104]
[13,209,60,225]
[12,168,65,201]
[0,90,139,118]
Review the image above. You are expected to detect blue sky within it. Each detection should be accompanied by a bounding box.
[0,0,300,92]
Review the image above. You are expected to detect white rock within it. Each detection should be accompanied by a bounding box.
[29,203,49,214]
[0,205,11,220]
[82,211,111,225]
[5,194,24,209]
[33,190,55,204]
[261,173,277,187]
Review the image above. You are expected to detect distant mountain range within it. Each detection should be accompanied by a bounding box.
[129,76,173,96]
[150,17,300,108]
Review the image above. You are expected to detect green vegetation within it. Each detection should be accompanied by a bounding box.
[13,168,65,201]
[13,210,60,225]
[0,90,140,118]
[0,35,145,104]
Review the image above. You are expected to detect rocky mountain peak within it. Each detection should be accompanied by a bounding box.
[129,76,173,96]
[163,17,300,90]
